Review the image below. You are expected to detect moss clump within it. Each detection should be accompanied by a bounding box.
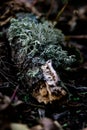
[8,14,75,85]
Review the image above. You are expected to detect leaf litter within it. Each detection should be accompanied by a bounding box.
[0,0,87,130]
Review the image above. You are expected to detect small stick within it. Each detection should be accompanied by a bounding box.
[65,35,87,40]
[55,3,68,24]
[11,85,19,101]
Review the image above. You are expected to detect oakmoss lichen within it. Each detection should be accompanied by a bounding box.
[8,14,75,86]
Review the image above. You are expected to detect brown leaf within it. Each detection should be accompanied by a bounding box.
[10,123,30,130]
[0,93,11,111]
[31,118,64,130]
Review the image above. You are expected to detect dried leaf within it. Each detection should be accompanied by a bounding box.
[10,123,30,130]
[31,118,63,130]
[0,93,11,111]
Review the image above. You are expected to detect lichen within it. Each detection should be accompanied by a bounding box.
[7,14,75,86]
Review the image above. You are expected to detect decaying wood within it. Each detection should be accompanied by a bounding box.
[41,60,59,86]
[33,60,67,104]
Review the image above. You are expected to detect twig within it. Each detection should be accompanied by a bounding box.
[55,3,68,23]
[65,35,87,40]
[22,0,42,17]
[46,0,54,18]
[0,69,17,86]
[11,85,19,101]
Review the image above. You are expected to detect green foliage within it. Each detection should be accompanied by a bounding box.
[8,14,75,82]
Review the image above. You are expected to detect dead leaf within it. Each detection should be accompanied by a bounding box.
[82,129,87,130]
[0,92,11,111]
[31,118,64,130]
[10,123,30,130]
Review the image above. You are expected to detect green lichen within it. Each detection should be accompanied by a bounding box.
[7,14,75,85]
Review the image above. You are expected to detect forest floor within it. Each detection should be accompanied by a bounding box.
[0,0,87,130]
